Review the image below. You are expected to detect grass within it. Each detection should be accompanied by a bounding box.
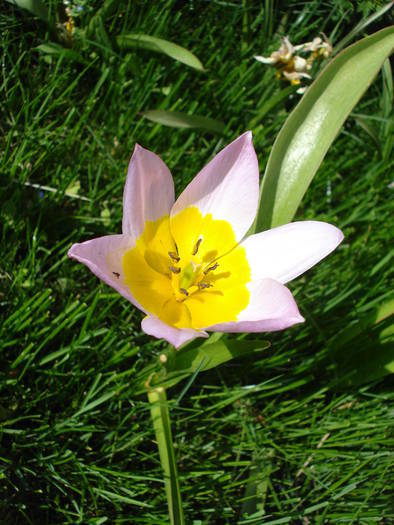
[1,0,393,523]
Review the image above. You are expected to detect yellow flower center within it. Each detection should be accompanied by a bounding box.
[122,206,250,330]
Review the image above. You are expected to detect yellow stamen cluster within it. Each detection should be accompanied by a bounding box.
[122,207,251,329]
[168,238,216,302]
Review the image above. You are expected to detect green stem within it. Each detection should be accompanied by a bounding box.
[148,387,184,524]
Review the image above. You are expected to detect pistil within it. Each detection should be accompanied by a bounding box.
[167,236,220,302]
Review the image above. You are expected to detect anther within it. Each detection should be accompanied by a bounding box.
[168,251,180,262]
[169,265,181,274]
[180,288,189,296]
[204,262,219,274]
[192,238,202,256]
[198,282,212,290]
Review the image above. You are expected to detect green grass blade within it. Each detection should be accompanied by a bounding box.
[381,57,393,161]
[255,26,394,231]
[116,33,204,71]
[333,2,394,54]
[148,388,184,525]
[143,109,225,134]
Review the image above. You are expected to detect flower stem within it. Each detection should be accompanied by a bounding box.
[148,387,184,524]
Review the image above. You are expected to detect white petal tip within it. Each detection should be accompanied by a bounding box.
[141,316,208,348]
[325,223,344,249]
[67,243,79,259]
[235,130,253,142]
[254,56,275,64]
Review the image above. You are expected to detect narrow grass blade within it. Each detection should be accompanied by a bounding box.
[354,116,381,154]
[334,2,394,54]
[382,58,393,161]
[143,109,225,134]
[148,388,184,525]
[255,27,394,232]
[116,33,204,71]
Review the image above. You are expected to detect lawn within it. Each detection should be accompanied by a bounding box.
[1,1,393,523]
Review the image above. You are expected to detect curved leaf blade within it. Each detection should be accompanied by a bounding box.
[35,42,87,65]
[328,297,394,387]
[116,33,204,71]
[256,27,394,232]
[143,109,225,134]
[156,337,270,390]
[5,0,49,22]
[168,337,270,375]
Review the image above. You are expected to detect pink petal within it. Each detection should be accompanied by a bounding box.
[68,235,145,312]
[122,144,175,240]
[170,132,259,242]
[242,221,344,284]
[206,278,304,332]
[141,316,208,348]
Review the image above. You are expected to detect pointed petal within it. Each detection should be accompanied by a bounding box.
[68,235,145,312]
[242,221,344,284]
[123,144,175,239]
[206,278,304,333]
[171,132,259,242]
[254,55,277,64]
[141,316,208,348]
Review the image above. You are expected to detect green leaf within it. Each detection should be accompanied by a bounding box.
[35,42,87,65]
[329,297,394,387]
[329,298,394,351]
[5,0,49,22]
[255,27,394,232]
[116,33,204,71]
[143,109,225,134]
[148,388,184,523]
[155,337,270,390]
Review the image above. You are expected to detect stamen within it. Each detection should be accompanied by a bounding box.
[112,271,120,279]
[180,288,189,296]
[204,262,219,274]
[198,282,212,290]
[192,238,202,256]
[168,251,180,262]
[169,265,181,274]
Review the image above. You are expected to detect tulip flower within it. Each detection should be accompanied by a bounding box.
[254,34,332,93]
[68,133,343,348]
[254,36,295,65]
